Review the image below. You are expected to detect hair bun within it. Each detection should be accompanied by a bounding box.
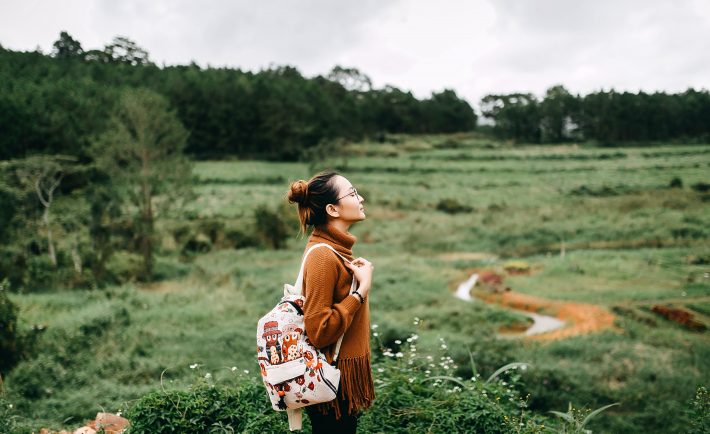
[288,180,309,205]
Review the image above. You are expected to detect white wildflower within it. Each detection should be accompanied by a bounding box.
[190,363,199,369]
[377,368,385,373]
[395,340,402,345]
[371,324,379,330]
[231,366,238,372]
[205,373,212,379]
[244,370,250,374]
[395,352,404,358]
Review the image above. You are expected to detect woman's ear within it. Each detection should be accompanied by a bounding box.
[325,203,340,218]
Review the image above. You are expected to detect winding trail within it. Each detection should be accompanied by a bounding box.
[455,272,616,341]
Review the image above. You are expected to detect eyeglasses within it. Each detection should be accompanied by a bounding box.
[336,187,360,202]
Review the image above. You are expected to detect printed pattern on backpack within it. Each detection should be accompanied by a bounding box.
[256,293,340,410]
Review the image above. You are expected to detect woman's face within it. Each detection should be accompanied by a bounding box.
[330,175,366,223]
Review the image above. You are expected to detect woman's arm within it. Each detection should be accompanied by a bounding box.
[302,248,362,348]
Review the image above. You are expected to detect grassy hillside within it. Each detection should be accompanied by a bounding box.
[4,135,709,433]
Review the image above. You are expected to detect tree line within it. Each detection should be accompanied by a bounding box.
[481,85,710,144]
[0,32,477,161]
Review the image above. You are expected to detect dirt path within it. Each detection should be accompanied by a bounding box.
[476,290,617,341]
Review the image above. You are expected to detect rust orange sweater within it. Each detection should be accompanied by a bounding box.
[302,224,374,417]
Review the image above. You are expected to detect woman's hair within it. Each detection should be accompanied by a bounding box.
[287,170,340,234]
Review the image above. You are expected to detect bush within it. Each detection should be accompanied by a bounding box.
[0,396,18,433]
[253,205,290,249]
[669,177,683,188]
[125,337,548,433]
[126,377,288,433]
[688,386,710,434]
[436,198,473,214]
[0,279,21,375]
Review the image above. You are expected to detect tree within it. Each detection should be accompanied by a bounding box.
[103,36,151,66]
[481,93,541,142]
[14,156,76,267]
[91,88,192,281]
[327,66,373,92]
[51,31,84,59]
[540,85,579,142]
[423,89,477,132]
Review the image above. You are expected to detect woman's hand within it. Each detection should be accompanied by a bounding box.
[344,257,374,298]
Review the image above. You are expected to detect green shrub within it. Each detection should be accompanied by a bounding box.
[568,184,638,197]
[253,205,290,249]
[433,138,463,149]
[125,337,549,433]
[105,251,144,283]
[0,396,19,434]
[126,378,288,434]
[548,402,620,434]
[436,198,473,214]
[223,228,261,249]
[0,279,20,375]
[688,386,710,434]
[357,337,545,433]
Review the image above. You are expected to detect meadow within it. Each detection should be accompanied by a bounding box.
[2,135,709,433]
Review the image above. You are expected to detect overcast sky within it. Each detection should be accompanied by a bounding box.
[1,0,708,107]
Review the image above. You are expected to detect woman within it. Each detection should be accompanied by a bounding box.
[287,170,375,433]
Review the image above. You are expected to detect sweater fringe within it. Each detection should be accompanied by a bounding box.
[315,354,375,419]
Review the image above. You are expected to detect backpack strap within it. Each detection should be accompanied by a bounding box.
[293,242,358,363]
[286,408,302,431]
[293,243,355,295]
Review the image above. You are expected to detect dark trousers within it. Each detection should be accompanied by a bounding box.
[305,393,359,434]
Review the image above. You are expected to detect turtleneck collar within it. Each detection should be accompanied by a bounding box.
[310,224,356,256]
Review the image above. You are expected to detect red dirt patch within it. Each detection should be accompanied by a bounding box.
[651,305,707,331]
[478,270,504,286]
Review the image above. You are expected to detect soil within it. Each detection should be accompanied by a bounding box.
[475,290,618,341]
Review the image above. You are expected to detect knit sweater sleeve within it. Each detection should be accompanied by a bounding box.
[302,247,361,349]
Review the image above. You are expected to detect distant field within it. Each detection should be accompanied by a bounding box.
[6,135,710,433]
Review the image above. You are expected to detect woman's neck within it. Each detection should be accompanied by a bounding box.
[327,220,351,235]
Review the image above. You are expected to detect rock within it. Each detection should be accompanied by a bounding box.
[73,427,96,434]
[95,412,130,434]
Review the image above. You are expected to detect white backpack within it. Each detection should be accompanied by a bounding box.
[256,243,356,431]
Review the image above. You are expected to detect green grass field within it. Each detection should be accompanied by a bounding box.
[4,135,710,433]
